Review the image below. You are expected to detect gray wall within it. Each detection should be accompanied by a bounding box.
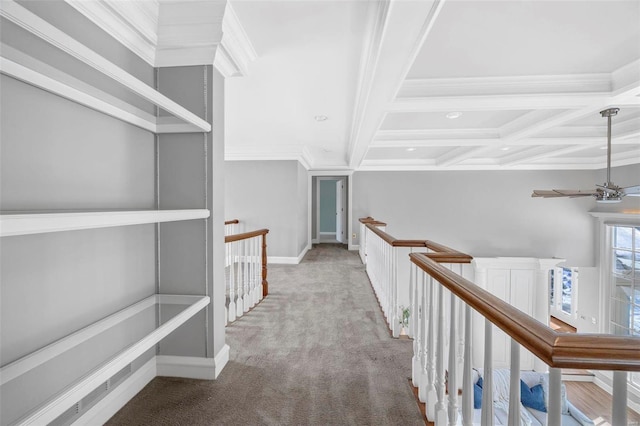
[225,160,308,258]
[297,162,309,255]
[319,180,337,233]
[352,166,640,266]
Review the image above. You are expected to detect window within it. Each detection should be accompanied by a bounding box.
[609,225,640,388]
[561,267,573,315]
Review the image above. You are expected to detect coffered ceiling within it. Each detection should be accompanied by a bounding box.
[72,0,640,172]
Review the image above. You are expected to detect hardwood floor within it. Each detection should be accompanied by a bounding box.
[410,379,640,425]
[565,381,640,426]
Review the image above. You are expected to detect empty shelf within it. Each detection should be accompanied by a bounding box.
[0,209,210,237]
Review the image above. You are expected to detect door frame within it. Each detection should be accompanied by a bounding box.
[308,171,354,249]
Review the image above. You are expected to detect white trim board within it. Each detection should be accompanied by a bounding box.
[268,245,310,265]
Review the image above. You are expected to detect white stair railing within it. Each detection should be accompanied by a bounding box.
[224,219,239,236]
[224,228,269,325]
[359,217,423,338]
[409,251,640,426]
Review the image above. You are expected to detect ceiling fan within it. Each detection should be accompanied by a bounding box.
[532,107,640,203]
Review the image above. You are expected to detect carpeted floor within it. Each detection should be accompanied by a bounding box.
[107,244,424,425]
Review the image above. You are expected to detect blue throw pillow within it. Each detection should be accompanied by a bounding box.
[520,379,547,412]
[474,377,483,409]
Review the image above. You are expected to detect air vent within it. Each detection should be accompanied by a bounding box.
[49,403,79,426]
[81,381,108,409]
[47,363,133,425]
[108,364,132,389]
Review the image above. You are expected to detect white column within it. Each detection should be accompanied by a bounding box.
[418,272,428,402]
[507,338,521,425]
[391,246,399,337]
[612,371,628,426]
[227,240,236,323]
[480,319,493,426]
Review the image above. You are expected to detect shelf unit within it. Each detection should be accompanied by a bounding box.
[0,209,210,237]
[2,295,210,425]
[1,1,221,424]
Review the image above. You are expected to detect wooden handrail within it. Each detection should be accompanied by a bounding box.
[410,252,640,371]
[224,228,268,243]
[225,229,269,297]
[364,222,471,259]
[224,219,239,225]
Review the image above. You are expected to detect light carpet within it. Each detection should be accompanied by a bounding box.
[107,244,423,425]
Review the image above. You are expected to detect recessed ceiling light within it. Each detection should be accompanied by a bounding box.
[314,115,328,122]
[501,146,511,151]
[600,146,608,150]
[446,111,462,119]
[406,147,416,152]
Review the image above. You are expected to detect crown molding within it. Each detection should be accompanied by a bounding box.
[399,74,611,98]
[215,2,256,77]
[375,128,500,140]
[65,0,158,66]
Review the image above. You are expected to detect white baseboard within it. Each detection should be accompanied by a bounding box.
[319,232,336,235]
[214,344,230,378]
[349,244,359,251]
[156,355,216,380]
[269,246,310,265]
[74,357,156,425]
[312,238,319,244]
[72,349,231,425]
[561,373,594,382]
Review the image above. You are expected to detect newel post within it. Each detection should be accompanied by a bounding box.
[262,231,269,297]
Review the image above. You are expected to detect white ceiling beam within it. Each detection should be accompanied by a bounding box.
[347,0,446,169]
[375,128,500,140]
[371,138,499,148]
[501,145,592,167]
[435,146,493,166]
[399,73,611,98]
[389,93,608,113]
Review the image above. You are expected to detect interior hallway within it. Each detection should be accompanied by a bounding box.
[107,244,424,425]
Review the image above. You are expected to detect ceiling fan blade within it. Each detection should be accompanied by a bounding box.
[532,189,598,198]
[622,185,640,196]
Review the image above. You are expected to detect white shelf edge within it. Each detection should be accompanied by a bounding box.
[0,296,156,386]
[0,0,211,133]
[0,209,210,237]
[13,294,211,426]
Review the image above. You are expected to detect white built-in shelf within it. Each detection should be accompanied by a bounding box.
[0,0,211,133]
[1,294,210,425]
[0,209,210,237]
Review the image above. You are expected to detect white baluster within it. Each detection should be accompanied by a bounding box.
[425,275,437,421]
[461,303,473,426]
[418,271,428,402]
[258,235,264,301]
[481,319,493,426]
[254,237,260,306]
[411,263,420,385]
[249,237,256,308]
[243,239,250,312]
[236,240,243,318]
[228,240,236,322]
[409,261,416,338]
[435,284,447,425]
[391,246,399,337]
[547,367,562,426]
[508,338,520,425]
[447,291,458,426]
[612,371,628,426]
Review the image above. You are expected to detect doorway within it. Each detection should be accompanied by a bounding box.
[312,176,348,245]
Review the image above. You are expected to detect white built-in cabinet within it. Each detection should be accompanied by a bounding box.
[0,2,219,424]
[472,257,565,372]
